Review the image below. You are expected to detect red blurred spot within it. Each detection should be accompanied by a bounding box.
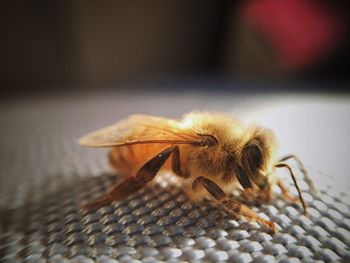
[241,0,344,70]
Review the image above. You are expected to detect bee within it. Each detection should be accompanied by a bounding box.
[79,112,316,234]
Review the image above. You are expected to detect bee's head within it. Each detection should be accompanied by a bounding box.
[236,128,277,190]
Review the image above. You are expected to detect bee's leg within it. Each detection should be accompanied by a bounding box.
[81,176,144,210]
[275,163,308,216]
[258,185,275,204]
[238,188,265,205]
[238,187,274,206]
[82,146,176,210]
[171,146,190,178]
[278,154,317,195]
[277,178,299,203]
[192,176,276,234]
[221,198,277,234]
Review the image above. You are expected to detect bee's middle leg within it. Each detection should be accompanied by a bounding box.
[193,176,276,234]
[171,145,189,178]
[82,145,177,210]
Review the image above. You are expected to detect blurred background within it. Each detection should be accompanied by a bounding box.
[0,3,350,261]
[0,0,349,183]
[0,0,349,95]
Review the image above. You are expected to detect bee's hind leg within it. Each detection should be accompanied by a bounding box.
[81,176,144,210]
[82,145,177,210]
[193,176,277,234]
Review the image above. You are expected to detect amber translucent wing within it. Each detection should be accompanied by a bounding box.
[78,115,200,147]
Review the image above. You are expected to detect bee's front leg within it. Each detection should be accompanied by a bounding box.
[221,198,277,234]
[192,176,277,234]
[277,179,299,203]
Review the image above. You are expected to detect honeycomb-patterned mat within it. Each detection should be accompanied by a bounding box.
[0,94,349,262]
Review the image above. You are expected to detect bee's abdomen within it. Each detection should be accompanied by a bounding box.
[109,144,174,175]
[109,147,133,173]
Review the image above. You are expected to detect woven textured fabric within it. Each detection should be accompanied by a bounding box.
[0,94,349,262]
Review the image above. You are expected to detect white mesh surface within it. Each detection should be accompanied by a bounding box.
[0,93,349,262]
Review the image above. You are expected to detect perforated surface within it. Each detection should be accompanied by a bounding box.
[0,93,349,262]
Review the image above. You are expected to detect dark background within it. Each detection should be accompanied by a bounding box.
[1,0,349,95]
[0,3,349,261]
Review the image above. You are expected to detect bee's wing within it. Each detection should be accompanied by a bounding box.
[78,114,200,147]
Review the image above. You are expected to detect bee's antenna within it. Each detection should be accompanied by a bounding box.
[275,163,308,216]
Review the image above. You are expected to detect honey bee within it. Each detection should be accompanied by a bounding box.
[79,112,316,234]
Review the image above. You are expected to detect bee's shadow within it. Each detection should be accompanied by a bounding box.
[0,173,116,232]
[0,173,287,240]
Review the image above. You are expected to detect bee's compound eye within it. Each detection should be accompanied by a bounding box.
[242,143,264,173]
